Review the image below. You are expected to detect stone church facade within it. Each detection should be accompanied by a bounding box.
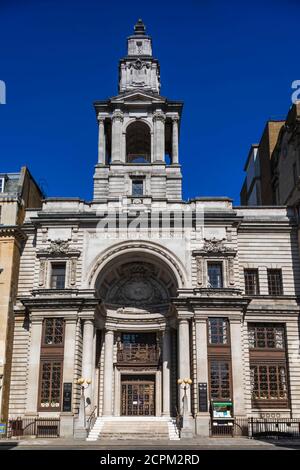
[7,21,300,439]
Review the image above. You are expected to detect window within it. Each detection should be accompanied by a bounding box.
[39,360,63,409]
[132,179,144,197]
[250,364,288,401]
[248,324,285,349]
[50,263,66,289]
[0,178,4,193]
[43,318,64,346]
[207,263,223,288]
[267,269,283,296]
[244,269,260,295]
[209,360,231,400]
[208,318,228,345]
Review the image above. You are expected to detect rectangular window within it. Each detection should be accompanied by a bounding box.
[248,324,285,349]
[208,318,228,345]
[42,318,64,346]
[244,269,260,295]
[132,179,144,197]
[209,360,231,400]
[0,178,4,193]
[50,263,66,289]
[207,263,223,288]
[39,360,63,410]
[250,364,288,401]
[267,269,283,296]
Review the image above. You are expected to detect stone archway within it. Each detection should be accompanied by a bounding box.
[92,248,181,418]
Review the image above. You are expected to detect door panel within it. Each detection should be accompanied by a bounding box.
[121,376,155,416]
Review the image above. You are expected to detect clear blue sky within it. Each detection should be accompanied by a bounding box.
[1,0,299,203]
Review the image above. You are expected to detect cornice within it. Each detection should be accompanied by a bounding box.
[19,292,101,311]
[0,225,27,243]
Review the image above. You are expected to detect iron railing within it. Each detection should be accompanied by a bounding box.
[249,418,300,439]
[87,406,97,433]
[210,417,300,439]
[6,417,60,438]
[117,344,160,364]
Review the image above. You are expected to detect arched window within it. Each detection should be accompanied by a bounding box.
[126,121,151,163]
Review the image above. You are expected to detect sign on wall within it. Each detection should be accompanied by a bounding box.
[198,382,208,412]
[63,383,72,412]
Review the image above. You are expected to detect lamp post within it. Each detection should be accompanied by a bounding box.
[74,377,91,439]
[177,378,194,439]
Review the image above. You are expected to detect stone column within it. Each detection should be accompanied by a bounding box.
[195,317,210,437]
[111,110,123,162]
[230,318,246,417]
[102,329,114,416]
[153,110,165,162]
[25,317,43,415]
[61,318,77,437]
[162,327,171,416]
[114,367,121,416]
[97,114,106,164]
[178,319,191,414]
[172,116,179,164]
[81,319,94,412]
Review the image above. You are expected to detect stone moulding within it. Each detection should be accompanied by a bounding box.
[88,240,187,288]
[36,239,81,258]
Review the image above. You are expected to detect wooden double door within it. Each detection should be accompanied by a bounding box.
[121,375,155,416]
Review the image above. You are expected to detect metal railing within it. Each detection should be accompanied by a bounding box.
[249,418,300,439]
[6,417,60,438]
[210,417,300,439]
[117,344,160,363]
[87,406,97,433]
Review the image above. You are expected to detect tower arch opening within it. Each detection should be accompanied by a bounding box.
[126,121,151,163]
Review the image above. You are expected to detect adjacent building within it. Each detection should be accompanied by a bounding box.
[241,101,300,208]
[0,167,43,421]
[6,21,300,440]
[240,120,284,206]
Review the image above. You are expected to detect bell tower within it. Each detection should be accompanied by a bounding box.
[93,20,183,202]
[119,19,160,94]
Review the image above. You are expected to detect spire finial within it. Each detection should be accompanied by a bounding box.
[134,19,146,35]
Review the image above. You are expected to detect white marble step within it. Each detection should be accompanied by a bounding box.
[87,417,181,441]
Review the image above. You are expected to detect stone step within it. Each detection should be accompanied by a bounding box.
[99,433,169,440]
[87,417,180,441]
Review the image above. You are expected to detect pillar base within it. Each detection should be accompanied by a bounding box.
[73,417,88,439]
[60,413,74,438]
[195,413,210,437]
[180,415,195,439]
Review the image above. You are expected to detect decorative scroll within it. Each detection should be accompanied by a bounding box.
[228,258,235,285]
[39,259,47,287]
[196,257,203,286]
[70,258,77,286]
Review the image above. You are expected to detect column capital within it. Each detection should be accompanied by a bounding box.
[79,315,95,324]
[153,109,166,122]
[112,109,124,122]
[229,315,243,324]
[97,113,107,123]
[104,328,115,335]
[194,315,208,324]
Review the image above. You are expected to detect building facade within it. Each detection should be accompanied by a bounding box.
[7,21,300,439]
[240,120,284,206]
[0,167,43,421]
[241,102,300,208]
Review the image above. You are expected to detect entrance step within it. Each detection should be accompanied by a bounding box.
[87,417,180,441]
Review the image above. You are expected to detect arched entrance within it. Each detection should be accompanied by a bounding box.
[93,249,181,418]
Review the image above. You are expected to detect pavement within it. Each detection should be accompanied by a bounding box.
[0,437,300,450]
